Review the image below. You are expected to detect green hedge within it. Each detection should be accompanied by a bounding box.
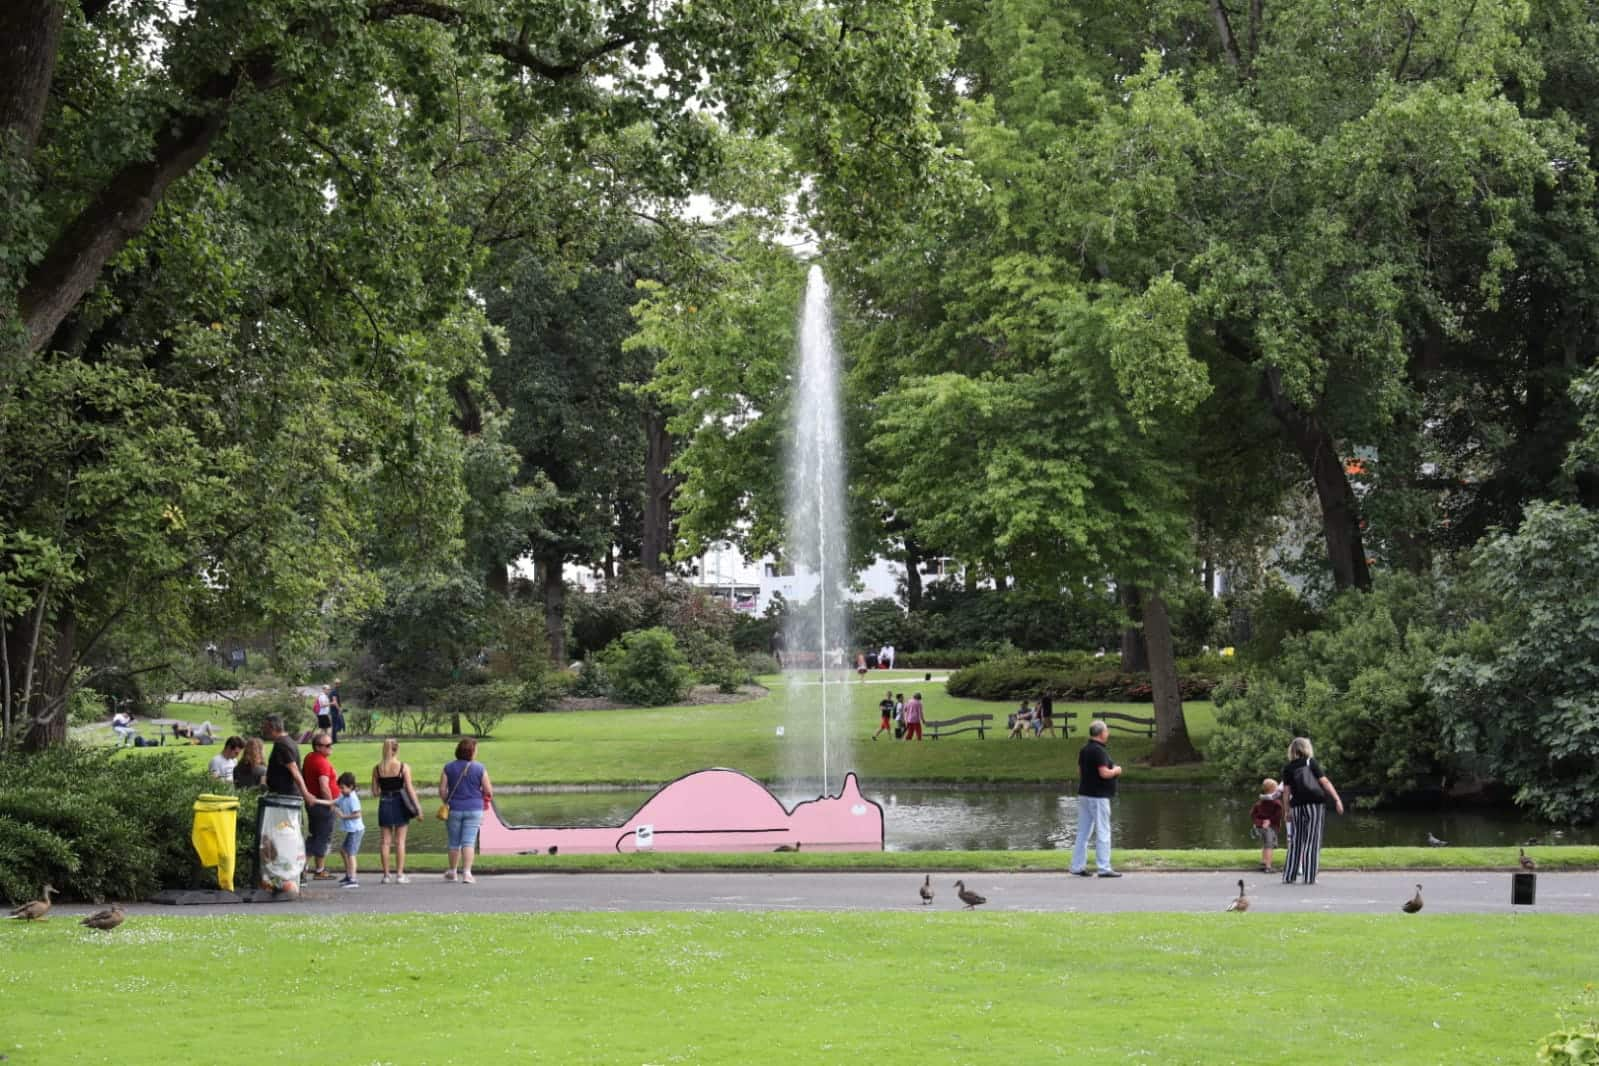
[945,654,1231,702]
[0,745,252,904]
[894,649,994,669]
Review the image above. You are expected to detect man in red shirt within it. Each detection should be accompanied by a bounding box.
[302,731,339,880]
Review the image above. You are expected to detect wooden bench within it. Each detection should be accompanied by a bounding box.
[925,713,993,739]
[1043,710,1154,738]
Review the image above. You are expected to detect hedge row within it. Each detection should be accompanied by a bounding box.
[0,745,252,904]
[945,657,1232,702]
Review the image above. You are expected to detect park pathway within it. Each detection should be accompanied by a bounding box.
[58,870,1598,919]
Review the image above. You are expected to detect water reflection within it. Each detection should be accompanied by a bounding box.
[390,787,1593,853]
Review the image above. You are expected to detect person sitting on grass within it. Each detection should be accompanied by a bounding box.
[110,709,137,746]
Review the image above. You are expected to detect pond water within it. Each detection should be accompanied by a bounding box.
[388,786,1593,853]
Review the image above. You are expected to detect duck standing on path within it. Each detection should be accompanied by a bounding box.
[1225,879,1250,912]
[80,905,125,931]
[7,884,57,921]
[919,875,934,906]
[1402,884,1424,913]
[1518,848,1537,871]
[1426,832,1448,847]
[773,842,801,853]
[953,880,986,909]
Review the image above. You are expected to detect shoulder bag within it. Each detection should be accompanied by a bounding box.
[436,762,472,821]
[398,763,421,820]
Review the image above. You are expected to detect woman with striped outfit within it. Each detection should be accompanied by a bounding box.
[1280,737,1343,885]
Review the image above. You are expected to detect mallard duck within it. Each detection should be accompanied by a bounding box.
[1425,832,1448,847]
[8,884,57,921]
[954,880,986,909]
[773,842,801,853]
[1518,848,1537,872]
[919,874,934,906]
[1402,884,1423,913]
[1225,879,1250,912]
[79,904,125,931]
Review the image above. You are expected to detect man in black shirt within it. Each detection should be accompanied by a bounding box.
[1070,720,1124,878]
[256,715,329,888]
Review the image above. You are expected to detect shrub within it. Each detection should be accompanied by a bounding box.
[895,648,993,670]
[1538,987,1599,1064]
[344,705,380,736]
[431,681,520,737]
[912,584,1121,652]
[567,661,609,697]
[695,642,747,693]
[0,746,234,903]
[1207,574,1451,804]
[68,685,109,727]
[390,705,452,736]
[232,689,310,740]
[742,652,780,678]
[599,627,696,707]
[944,655,1223,702]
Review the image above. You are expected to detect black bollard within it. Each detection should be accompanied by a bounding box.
[1511,872,1536,906]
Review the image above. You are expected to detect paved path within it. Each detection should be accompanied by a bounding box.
[56,871,1598,919]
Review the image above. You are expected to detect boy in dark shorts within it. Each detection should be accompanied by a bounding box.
[873,691,896,740]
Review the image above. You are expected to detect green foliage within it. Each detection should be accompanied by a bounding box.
[1208,576,1449,803]
[946,655,1223,703]
[1539,988,1599,1065]
[431,681,520,738]
[231,690,309,742]
[694,642,748,695]
[0,746,223,903]
[1235,580,1324,665]
[389,705,453,738]
[67,686,109,728]
[895,649,995,670]
[355,568,493,706]
[343,705,380,737]
[568,566,741,692]
[741,652,780,677]
[910,585,1122,653]
[597,628,697,707]
[1431,503,1599,823]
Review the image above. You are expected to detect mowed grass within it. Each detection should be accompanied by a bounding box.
[152,675,1221,788]
[3,912,1590,1064]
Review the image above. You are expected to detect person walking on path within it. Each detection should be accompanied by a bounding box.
[372,738,423,884]
[302,730,340,880]
[1071,720,1123,878]
[900,692,925,741]
[439,738,494,884]
[257,716,332,888]
[1280,736,1343,885]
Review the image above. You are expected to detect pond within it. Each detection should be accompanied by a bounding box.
[388,785,1593,853]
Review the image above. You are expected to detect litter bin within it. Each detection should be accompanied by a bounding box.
[256,793,307,893]
[1512,872,1536,906]
[191,793,239,891]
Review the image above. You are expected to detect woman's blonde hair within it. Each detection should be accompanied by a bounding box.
[1288,736,1314,759]
[378,737,400,770]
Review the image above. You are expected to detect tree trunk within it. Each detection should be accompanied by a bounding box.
[1142,591,1200,765]
[640,406,674,575]
[0,1,64,156]
[19,608,73,752]
[902,536,924,611]
[485,562,509,597]
[18,57,280,354]
[1117,584,1148,672]
[1260,366,1372,591]
[538,550,567,666]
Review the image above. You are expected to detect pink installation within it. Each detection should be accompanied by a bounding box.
[476,768,883,855]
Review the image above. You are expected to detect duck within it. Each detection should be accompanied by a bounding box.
[1518,848,1537,872]
[79,904,125,931]
[773,842,802,853]
[953,880,986,909]
[1402,884,1424,913]
[1225,879,1250,912]
[1425,832,1448,847]
[7,884,57,921]
[919,874,934,906]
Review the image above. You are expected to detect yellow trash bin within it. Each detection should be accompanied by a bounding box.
[192,793,239,892]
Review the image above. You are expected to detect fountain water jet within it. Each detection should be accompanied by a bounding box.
[781,266,854,796]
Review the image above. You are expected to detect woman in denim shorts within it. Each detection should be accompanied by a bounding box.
[438,737,494,884]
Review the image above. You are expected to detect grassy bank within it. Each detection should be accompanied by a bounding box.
[151,674,1222,787]
[3,911,1591,1064]
[384,845,1599,874]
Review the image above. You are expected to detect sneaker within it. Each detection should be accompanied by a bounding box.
[339,880,359,889]
[313,870,336,881]
[444,870,456,882]
[379,873,391,884]
[1071,870,1093,877]
[461,872,476,884]
[396,874,411,885]
[1097,870,1123,878]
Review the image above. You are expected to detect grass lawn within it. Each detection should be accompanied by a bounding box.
[150,675,1222,788]
[3,912,1591,1064]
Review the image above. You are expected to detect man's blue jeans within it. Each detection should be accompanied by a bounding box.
[1071,795,1113,873]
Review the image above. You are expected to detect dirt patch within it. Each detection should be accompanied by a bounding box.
[554,683,768,713]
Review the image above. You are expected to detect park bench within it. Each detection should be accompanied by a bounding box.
[925,713,993,739]
[1039,710,1154,738]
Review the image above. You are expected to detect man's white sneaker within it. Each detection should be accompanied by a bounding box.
[396,874,411,885]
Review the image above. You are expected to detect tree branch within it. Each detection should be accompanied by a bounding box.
[0,1,66,155]
[1209,0,1244,71]
[367,1,640,80]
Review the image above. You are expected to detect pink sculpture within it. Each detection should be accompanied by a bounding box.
[477,768,883,855]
